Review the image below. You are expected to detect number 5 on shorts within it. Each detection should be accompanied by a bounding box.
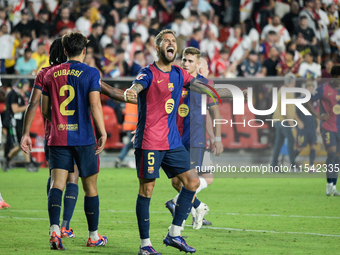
[148,152,154,166]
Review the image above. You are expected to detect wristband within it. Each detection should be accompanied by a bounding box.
[214,137,221,142]
[124,89,129,102]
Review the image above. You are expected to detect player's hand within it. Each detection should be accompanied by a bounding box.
[131,130,136,143]
[212,141,223,156]
[124,88,137,102]
[320,113,330,121]
[297,121,304,129]
[20,134,32,154]
[243,89,248,100]
[94,135,107,155]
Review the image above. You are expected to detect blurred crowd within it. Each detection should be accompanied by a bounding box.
[0,0,339,78]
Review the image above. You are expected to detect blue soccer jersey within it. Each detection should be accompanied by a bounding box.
[42,60,101,146]
[133,63,194,150]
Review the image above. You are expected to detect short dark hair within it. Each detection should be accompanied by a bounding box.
[331,65,340,77]
[268,30,277,36]
[132,33,142,41]
[183,47,201,59]
[193,28,202,34]
[62,32,88,58]
[286,49,295,58]
[92,22,101,29]
[174,13,184,20]
[300,15,307,20]
[24,48,32,54]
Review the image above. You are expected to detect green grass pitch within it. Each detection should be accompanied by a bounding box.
[1,167,340,254]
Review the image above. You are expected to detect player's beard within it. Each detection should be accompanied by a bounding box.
[159,48,176,65]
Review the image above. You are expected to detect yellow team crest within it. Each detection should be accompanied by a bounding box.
[182,90,188,98]
[165,99,174,114]
[333,104,340,115]
[168,83,174,92]
[178,104,189,117]
[148,167,154,174]
[336,95,340,101]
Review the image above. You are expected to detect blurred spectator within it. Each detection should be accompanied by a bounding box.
[277,49,300,76]
[31,42,49,72]
[10,0,27,27]
[299,0,318,35]
[44,0,59,18]
[188,10,200,31]
[262,46,279,76]
[200,12,218,39]
[243,19,260,52]
[187,27,203,49]
[261,15,291,51]
[130,50,146,76]
[34,9,51,38]
[84,48,101,75]
[128,0,156,31]
[226,24,250,64]
[17,31,32,57]
[286,40,302,63]
[322,59,333,78]
[0,7,11,34]
[28,0,43,20]
[14,48,37,75]
[118,37,130,63]
[327,3,339,37]
[281,1,300,36]
[100,24,115,49]
[181,0,214,20]
[294,16,318,54]
[254,0,275,33]
[298,50,321,78]
[54,6,75,35]
[169,13,192,38]
[200,26,221,61]
[75,6,92,37]
[144,35,157,65]
[210,48,230,77]
[13,9,34,37]
[113,0,130,17]
[126,33,144,66]
[87,23,103,58]
[89,0,102,25]
[135,17,150,43]
[114,14,130,44]
[31,29,51,53]
[237,50,263,77]
[100,45,129,77]
[315,0,331,58]
[157,0,175,26]
[0,24,21,74]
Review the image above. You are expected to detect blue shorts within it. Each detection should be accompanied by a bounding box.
[296,128,317,148]
[45,139,76,171]
[321,130,340,152]
[49,144,99,178]
[135,145,190,179]
[188,147,205,169]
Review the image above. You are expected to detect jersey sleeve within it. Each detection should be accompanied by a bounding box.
[311,84,324,102]
[89,68,101,92]
[132,67,152,89]
[33,69,45,90]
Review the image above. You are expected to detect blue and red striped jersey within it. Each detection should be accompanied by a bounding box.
[42,60,101,146]
[133,63,194,150]
[311,82,340,133]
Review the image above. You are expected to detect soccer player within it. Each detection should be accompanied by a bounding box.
[125,29,234,254]
[165,48,223,230]
[306,65,340,196]
[293,80,319,172]
[41,32,107,250]
[21,38,135,238]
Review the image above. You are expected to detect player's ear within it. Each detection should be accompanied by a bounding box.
[64,49,67,57]
[83,47,86,55]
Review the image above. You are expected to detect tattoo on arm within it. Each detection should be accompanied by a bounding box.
[190,80,233,98]
[215,88,233,98]
[131,83,143,94]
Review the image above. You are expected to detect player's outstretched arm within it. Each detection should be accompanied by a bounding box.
[209,104,223,156]
[188,80,234,98]
[89,91,107,155]
[21,88,42,154]
[124,83,143,101]
[304,100,330,121]
[101,81,137,104]
[41,94,51,122]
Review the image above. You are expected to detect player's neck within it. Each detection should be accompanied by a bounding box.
[190,71,197,77]
[155,59,172,72]
[68,56,84,63]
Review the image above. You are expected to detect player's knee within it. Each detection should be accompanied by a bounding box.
[67,173,79,185]
[183,177,200,191]
[327,146,337,153]
[139,182,155,198]
[171,178,182,192]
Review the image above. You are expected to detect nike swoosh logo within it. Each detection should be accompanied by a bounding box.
[144,218,149,221]
[157,80,163,83]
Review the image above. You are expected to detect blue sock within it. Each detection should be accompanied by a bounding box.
[46,177,51,197]
[172,187,195,226]
[326,152,336,184]
[48,188,63,226]
[193,196,201,209]
[136,194,151,239]
[61,183,78,230]
[309,149,316,166]
[84,196,99,231]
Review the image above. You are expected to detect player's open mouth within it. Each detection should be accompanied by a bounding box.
[166,47,175,58]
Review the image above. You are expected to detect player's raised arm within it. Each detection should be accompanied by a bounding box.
[101,81,137,104]
[187,79,234,98]
[89,90,107,155]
